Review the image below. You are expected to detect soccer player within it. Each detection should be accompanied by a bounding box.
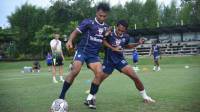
[85,20,155,109]
[46,52,52,72]
[32,60,40,73]
[58,2,110,108]
[132,48,139,71]
[50,31,65,83]
[149,41,161,71]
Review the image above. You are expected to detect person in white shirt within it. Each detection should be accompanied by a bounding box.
[50,32,65,83]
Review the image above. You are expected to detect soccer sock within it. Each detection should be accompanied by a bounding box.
[60,76,64,80]
[93,94,96,99]
[59,81,71,99]
[90,83,99,95]
[140,89,148,99]
[87,83,99,100]
[53,76,57,81]
[153,66,156,70]
[87,94,94,101]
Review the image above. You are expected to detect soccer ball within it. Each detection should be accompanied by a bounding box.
[50,99,68,112]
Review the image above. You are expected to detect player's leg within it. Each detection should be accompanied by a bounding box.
[52,64,58,83]
[153,56,157,71]
[59,60,83,99]
[59,51,85,99]
[119,65,155,103]
[59,65,64,82]
[85,61,113,109]
[156,56,161,71]
[121,65,144,91]
[58,56,64,82]
[154,56,160,71]
[84,62,103,109]
[47,60,52,72]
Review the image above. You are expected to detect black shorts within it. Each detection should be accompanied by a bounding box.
[52,56,63,66]
[33,66,40,69]
[47,62,52,66]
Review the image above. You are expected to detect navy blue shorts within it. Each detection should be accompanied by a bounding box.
[154,55,160,61]
[133,59,138,63]
[73,50,101,65]
[102,59,128,75]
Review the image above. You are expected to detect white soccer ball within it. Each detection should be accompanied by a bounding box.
[50,99,68,112]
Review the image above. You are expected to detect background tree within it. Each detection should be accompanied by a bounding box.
[180,0,200,25]
[161,0,178,26]
[124,0,144,29]
[142,0,160,28]
[8,3,47,56]
[3,0,199,59]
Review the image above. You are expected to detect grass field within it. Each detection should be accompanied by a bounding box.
[0,56,200,112]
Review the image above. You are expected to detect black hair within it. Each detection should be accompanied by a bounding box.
[53,28,61,34]
[117,20,128,29]
[97,2,110,12]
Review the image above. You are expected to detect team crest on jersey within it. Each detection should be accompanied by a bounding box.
[97,28,104,35]
[115,39,121,46]
[104,27,108,31]
[122,38,126,42]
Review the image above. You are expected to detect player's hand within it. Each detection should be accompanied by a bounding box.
[139,38,145,44]
[62,56,65,60]
[66,40,73,50]
[104,27,112,37]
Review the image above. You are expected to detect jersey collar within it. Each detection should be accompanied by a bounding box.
[95,17,105,26]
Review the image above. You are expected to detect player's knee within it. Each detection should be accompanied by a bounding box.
[70,69,80,77]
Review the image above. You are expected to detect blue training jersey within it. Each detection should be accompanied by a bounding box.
[104,30,130,63]
[76,18,109,56]
[132,50,138,60]
[152,44,160,56]
[46,54,52,63]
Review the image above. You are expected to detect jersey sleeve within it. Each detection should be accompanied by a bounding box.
[76,19,92,33]
[50,40,54,48]
[124,36,130,45]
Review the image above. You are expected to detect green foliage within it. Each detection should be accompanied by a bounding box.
[33,25,59,58]
[142,0,159,28]
[179,0,200,25]
[8,3,47,55]
[4,0,199,59]
[161,0,178,26]
[124,0,144,29]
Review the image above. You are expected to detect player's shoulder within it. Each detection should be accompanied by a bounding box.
[80,18,94,24]
[50,39,55,43]
[123,33,130,40]
[104,23,109,27]
[123,33,130,37]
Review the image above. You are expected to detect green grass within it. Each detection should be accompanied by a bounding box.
[0,56,200,112]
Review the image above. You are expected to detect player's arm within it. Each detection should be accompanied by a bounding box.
[149,46,152,56]
[158,46,162,59]
[125,38,144,49]
[66,30,80,50]
[66,19,91,50]
[61,49,65,60]
[103,39,122,52]
[125,43,140,49]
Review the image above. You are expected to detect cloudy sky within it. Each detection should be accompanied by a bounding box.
[0,0,181,28]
